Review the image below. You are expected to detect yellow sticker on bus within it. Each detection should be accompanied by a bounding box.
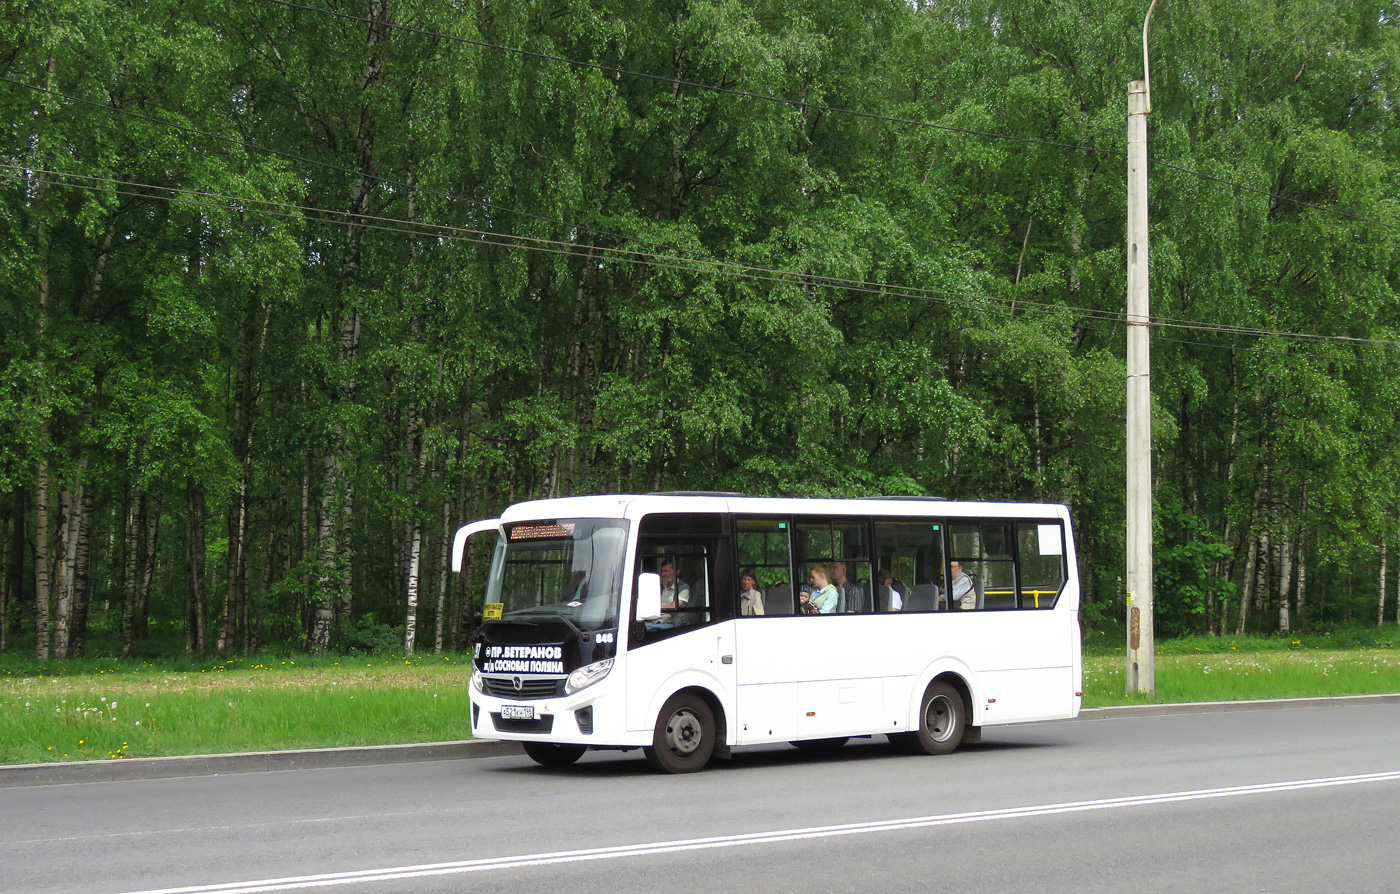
[483,603,504,620]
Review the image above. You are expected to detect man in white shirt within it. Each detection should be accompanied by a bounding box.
[659,560,690,610]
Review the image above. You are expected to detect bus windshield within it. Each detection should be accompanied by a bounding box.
[484,519,629,630]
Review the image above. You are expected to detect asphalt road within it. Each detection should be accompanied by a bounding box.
[4,700,1399,894]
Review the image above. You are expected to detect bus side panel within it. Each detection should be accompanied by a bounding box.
[953,609,1079,724]
[624,621,737,735]
[795,677,886,739]
[974,667,1075,724]
[734,682,799,743]
[736,616,914,743]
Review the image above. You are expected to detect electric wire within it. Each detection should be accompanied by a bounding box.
[0,73,720,270]
[9,164,1396,356]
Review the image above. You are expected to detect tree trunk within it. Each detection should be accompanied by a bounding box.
[31,54,57,663]
[53,485,74,660]
[137,508,158,640]
[1380,541,1389,628]
[219,474,248,656]
[434,494,452,654]
[1277,533,1292,634]
[299,458,311,646]
[186,479,207,655]
[1236,532,1257,636]
[66,484,94,658]
[312,446,351,655]
[3,488,25,654]
[1253,529,1270,614]
[404,519,421,654]
[403,382,423,655]
[1294,484,1308,625]
[121,483,146,655]
[1214,356,1243,628]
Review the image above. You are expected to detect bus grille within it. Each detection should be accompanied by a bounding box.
[491,714,555,734]
[482,675,565,699]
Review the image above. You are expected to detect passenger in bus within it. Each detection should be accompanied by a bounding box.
[832,561,867,612]
[738,569,765,615]
[878,568,908,611]
[950,561,975,610]
[801,564,839,614]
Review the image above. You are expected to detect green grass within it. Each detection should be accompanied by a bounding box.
[1084,649,1400,707]
[0,653,473,765]
[2,629,1399,764]
[1082,626,1400,707]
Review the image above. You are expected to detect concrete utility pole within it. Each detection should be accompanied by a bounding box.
[1126,1,1157,694]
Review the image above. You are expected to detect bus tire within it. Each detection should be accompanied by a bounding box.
[643,693,715,774]
[911,681,966,755]
[523,742,587,767]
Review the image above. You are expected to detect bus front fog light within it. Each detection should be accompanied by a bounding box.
[566,658,613,694]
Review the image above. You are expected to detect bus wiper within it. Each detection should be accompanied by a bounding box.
[500,606,588,640]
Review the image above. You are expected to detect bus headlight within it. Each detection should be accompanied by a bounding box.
[565,658,613,695]
[470,667,484,693]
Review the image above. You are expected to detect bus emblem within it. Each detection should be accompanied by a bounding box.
[512,676,523,692]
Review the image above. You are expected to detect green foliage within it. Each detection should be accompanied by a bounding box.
[1154,496,1234,638]
[335,614,405,657]
[3,0,1400,659]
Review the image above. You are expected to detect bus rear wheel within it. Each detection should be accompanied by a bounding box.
[909,681,966,755]
[644,693,715,774]
[523,742,587,767]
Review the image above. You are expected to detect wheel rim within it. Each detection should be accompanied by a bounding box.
[923,694,956,742]
[664,708,703,756]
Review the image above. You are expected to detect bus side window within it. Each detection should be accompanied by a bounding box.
[1017,522,1066,608]
[736,518,794,616]
[950,523,1015,611]
[875,520,946,612]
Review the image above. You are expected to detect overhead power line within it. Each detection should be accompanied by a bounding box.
[9,164,1397,355]
[0,74,713,270]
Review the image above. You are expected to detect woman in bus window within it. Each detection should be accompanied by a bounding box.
[739,569,765,616]
[805,564,839,615]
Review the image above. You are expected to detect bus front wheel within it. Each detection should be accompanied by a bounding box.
[908,681,966,755]
[523,742,587,767]
[644,693,715,773]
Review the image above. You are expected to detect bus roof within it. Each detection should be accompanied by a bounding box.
[495,494,1072,524]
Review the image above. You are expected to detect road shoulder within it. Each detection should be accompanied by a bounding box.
[4,693,1398,788]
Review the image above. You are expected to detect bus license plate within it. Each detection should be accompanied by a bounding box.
[501,704,535,721]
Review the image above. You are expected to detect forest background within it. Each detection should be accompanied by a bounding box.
[2,0,1399,663]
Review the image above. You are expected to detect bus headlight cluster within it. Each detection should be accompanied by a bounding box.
[470,667,484,693]
[565,658,613,695]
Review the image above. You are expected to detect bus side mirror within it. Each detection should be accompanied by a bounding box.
[636,573,663,621]
[451,519,501,572]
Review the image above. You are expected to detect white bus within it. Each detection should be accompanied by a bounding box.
[452,493,1081,773]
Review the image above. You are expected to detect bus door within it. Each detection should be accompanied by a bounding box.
[624,514,737,733]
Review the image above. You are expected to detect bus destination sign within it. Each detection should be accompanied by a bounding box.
[481,644,565,674]
[507,522,575,541]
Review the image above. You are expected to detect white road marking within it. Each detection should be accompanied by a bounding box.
[116,770,1400,894]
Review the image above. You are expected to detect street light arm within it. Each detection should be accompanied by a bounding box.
[1142,0,1159,112]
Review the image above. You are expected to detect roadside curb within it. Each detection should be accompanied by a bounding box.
[4,693,1398,788]
[1073,692,1400,720]
[0,739,523,788]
